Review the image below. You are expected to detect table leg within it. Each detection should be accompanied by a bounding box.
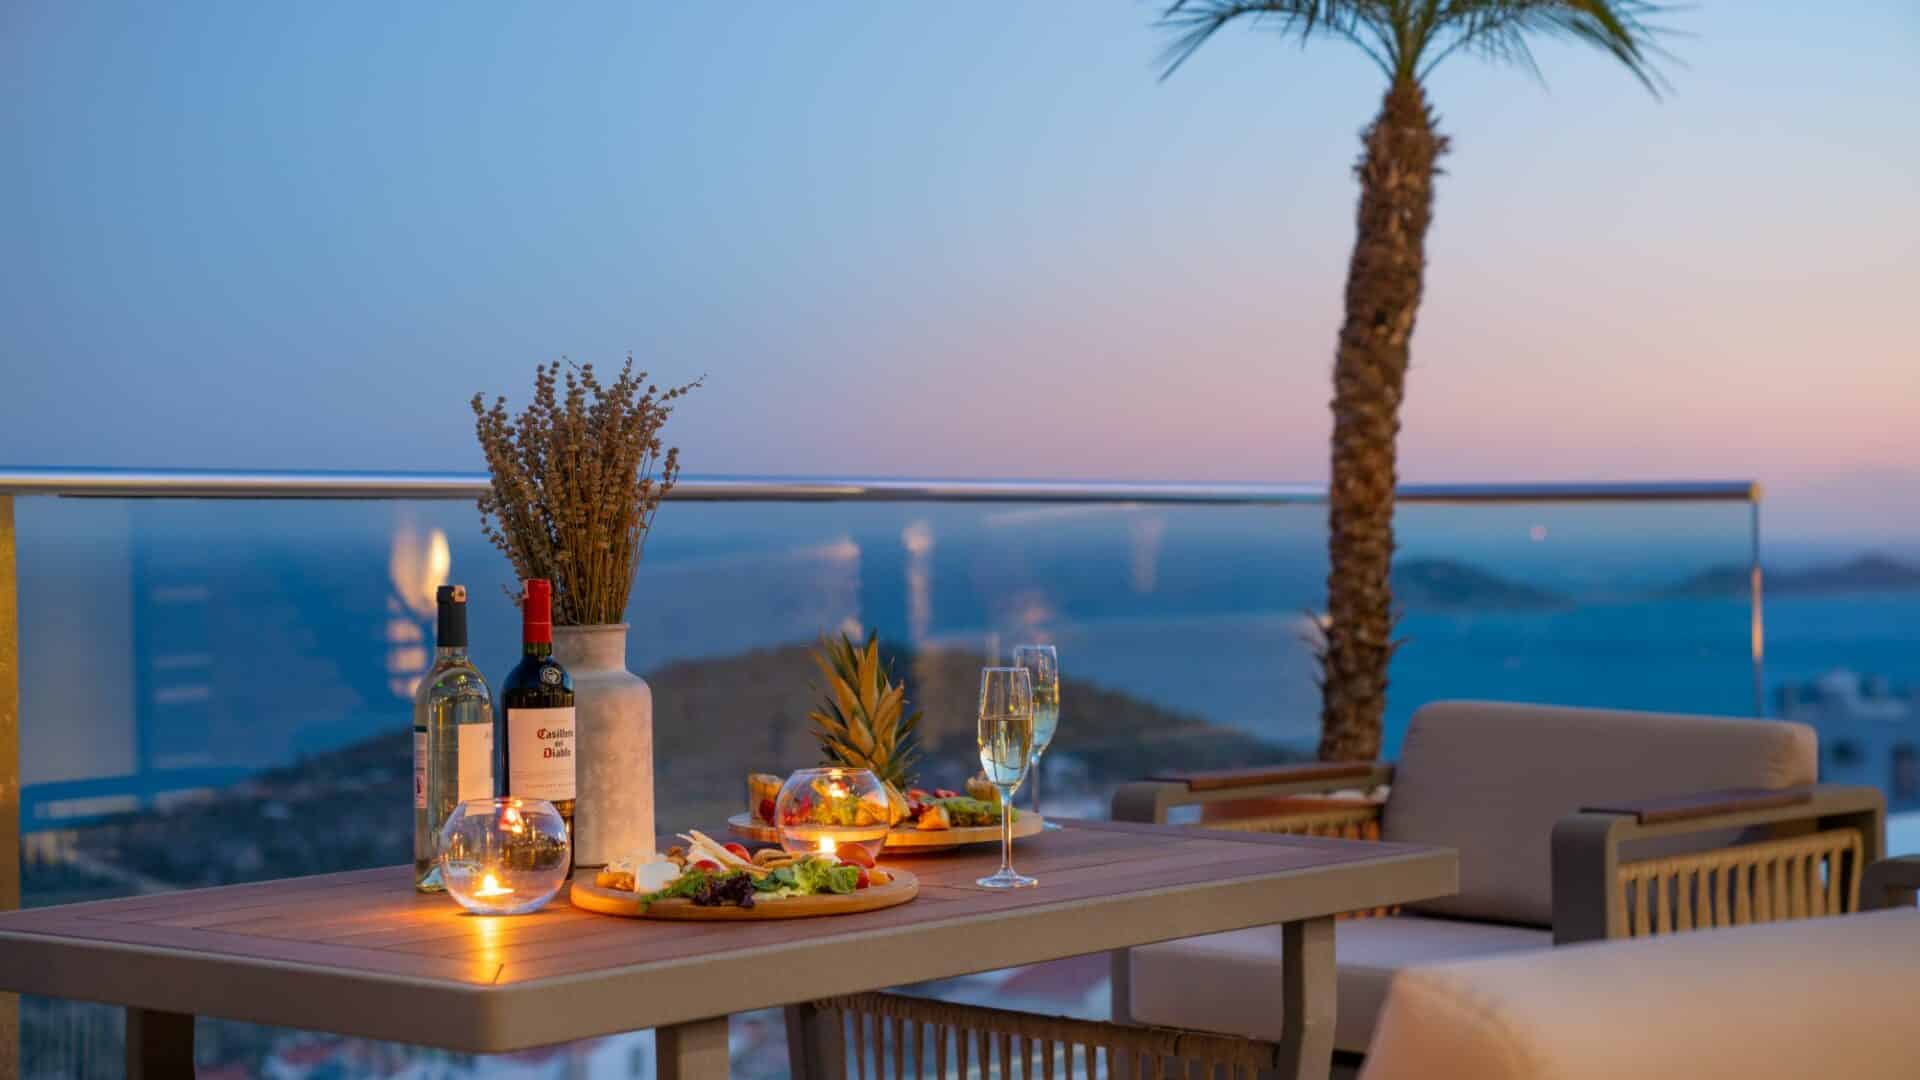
[785,1002,846,1080]
[658,1015,730,1080]
[125,1007,194,1079]
[1277,916,1336,1080]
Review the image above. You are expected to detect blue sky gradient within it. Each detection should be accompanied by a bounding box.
[3,1,1916,541]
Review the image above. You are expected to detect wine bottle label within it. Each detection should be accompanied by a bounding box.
[413,729,428,810]
[457,724,494,803]
[506,707,576,802]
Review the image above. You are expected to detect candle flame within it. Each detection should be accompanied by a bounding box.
[474,873,513,898]
[818,835,837,856]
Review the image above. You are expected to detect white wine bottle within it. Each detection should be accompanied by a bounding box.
[414,585,495,892]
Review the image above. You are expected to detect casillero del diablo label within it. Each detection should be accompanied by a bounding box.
[507,707,575,802]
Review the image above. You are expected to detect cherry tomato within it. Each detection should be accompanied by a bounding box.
[851,866,872,890]
[836,843,877,869]
[934,788,960,799]
[724,842,751,861]
[693,859,721,873]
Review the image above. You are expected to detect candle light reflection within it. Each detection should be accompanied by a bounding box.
[474,873,514,898]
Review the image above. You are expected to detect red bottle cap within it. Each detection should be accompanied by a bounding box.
[523,578,553,644]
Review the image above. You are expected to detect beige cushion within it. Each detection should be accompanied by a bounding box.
[1128,915,1550,1053]
[1382,701,1816,925]
[1361,909,1920,1080]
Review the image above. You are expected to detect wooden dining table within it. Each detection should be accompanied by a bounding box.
[0,819,1455,1080]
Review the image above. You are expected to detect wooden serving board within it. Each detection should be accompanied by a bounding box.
[568,870,917,921]
[725,812,1043,852]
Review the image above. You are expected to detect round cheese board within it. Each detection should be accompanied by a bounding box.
[568,869,918,921]
[725,812,1043,852]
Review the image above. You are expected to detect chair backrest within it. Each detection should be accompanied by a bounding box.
[794,992,1284,1080]
[1381,701,1817,927]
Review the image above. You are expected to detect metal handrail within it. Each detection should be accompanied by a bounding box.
[0,467,1760,504]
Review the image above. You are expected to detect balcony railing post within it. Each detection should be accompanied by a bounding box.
[1,493,19,1079]
[1750,499,1767,718]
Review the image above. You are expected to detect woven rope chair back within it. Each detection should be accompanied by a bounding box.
[803,993,1282,1080]
[1615,827,1865,939]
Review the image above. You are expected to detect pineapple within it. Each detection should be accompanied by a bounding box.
[807,632,922,824]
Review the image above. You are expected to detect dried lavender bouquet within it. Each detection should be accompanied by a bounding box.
[472,358,701,625]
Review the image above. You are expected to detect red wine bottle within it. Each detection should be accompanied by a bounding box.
[498,579,576,852]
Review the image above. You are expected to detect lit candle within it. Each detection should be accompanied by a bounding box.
[474,873,514,898]
[819,835,838,857]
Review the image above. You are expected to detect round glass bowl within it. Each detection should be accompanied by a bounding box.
[775,767,891,860]
[437,797,570,915]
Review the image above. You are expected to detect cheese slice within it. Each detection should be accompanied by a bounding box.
[599,851,683,894]
[680,829,768,878]
[632,859,682,893]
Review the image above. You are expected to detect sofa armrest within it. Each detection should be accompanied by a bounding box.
[1551,784,1886,944]
[1863,855,1920,910]
[1582,786,1812,825]
[1144,761,1380,791]
[1111,761,1393,823]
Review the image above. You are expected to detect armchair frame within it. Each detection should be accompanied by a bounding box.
[1551,785,1885,944]
[1110,762,1394,826]
[1861,854,1920,910]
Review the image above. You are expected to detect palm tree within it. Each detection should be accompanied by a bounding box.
[1158,1,1669,762]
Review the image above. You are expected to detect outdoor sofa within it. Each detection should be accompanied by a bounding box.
[1110,701,1884,1056]
[1360,868,1920,1079]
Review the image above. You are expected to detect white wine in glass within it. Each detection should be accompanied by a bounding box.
[1011,645,1058,816]
[976,665,1036,889]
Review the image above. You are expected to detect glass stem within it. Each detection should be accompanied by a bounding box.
[999,787,1015,875]
[1031,753,1042,814]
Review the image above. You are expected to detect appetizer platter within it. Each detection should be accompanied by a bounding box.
[730,774,1042,851]
[570,830,917,921]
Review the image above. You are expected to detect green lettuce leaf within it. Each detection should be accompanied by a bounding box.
[823,865,861,895]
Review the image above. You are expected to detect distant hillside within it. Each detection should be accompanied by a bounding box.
[1666,554,1920,598]
[1391,558,1568,612]
[31,641,1298,898]
[648,641,1295,828]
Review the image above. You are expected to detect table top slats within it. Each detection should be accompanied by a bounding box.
[67,867,406,922]
[14,911,500,984]
[0,819,1457,1053]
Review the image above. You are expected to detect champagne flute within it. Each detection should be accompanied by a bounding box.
[1011,645,1059,817]
[976,666,1037,889]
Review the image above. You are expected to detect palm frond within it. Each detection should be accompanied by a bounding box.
[1156,1,1400,80]
[1422,1,1678,95]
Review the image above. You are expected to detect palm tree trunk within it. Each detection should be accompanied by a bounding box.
[1316,77,1447,763]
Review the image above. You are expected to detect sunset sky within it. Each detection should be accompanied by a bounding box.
[4,2,1916,544]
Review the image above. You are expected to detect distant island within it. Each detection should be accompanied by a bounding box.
[1391,558,1568,612]
[1665,554,1920,599]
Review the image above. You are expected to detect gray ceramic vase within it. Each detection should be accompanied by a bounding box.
[552,624,654,869]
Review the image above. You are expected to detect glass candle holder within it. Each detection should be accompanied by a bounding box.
[775,767,891,860]
[437,797,570,915]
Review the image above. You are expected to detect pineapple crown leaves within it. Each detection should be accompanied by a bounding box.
[805,631,923,785]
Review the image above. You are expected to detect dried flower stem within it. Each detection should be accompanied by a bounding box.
[472,357,702,625]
